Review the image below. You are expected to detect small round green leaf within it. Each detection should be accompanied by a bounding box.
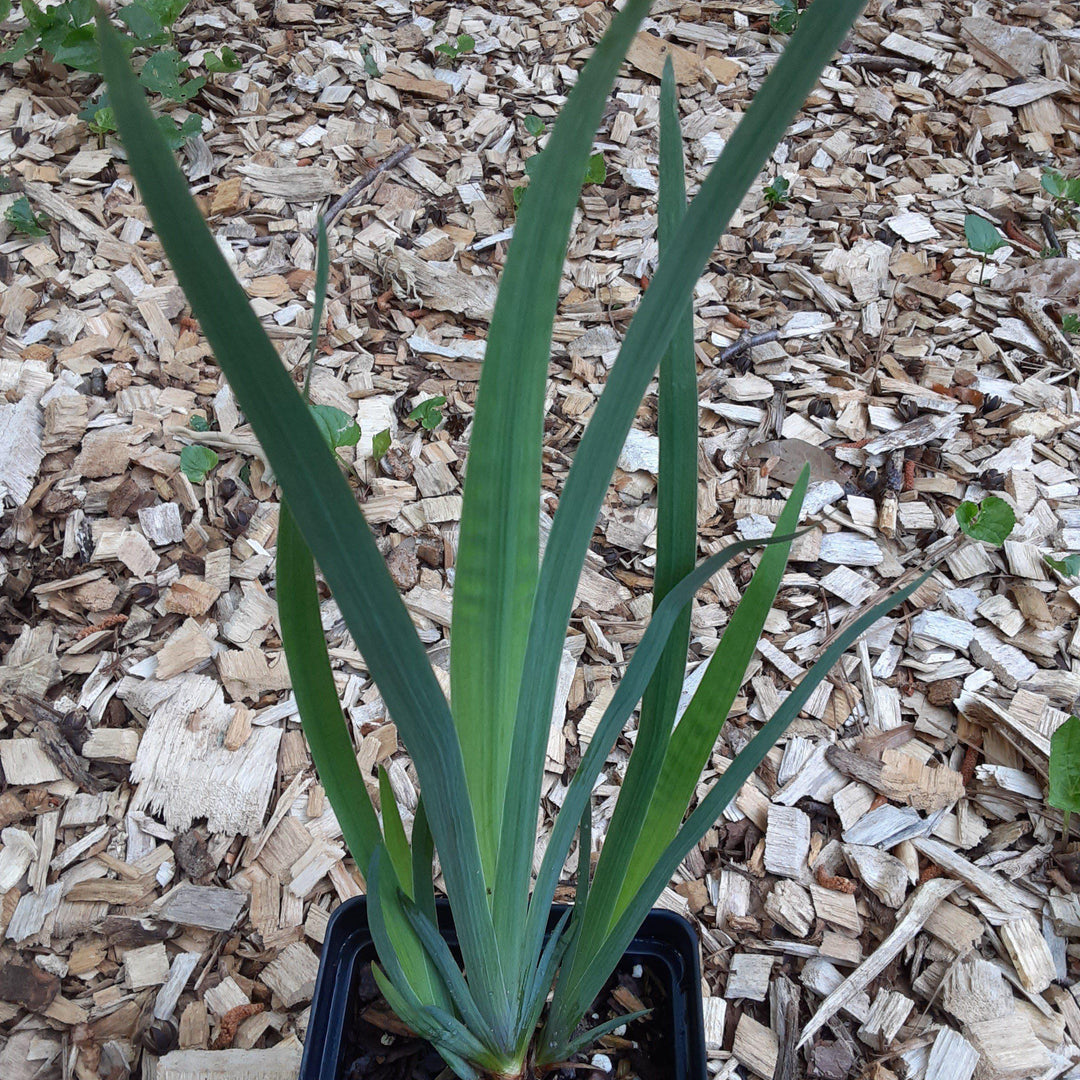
[963,213,1006,255]
[524,115,546,138]
[1042,169,1066,199]
[408,396,446,431]
[5,196,49,237]
[204,46,241,74]
[180,444,219,483]
[583,153,606,186]
[1044,553,1080,578]
[309,404,361,449]
[1049,715,1080,817]
[954,495,1015,547]
[372,428,391,461]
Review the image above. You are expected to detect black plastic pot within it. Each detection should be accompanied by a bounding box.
[299,896,707,1079]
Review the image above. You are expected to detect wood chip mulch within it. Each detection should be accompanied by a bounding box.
[1,1,1079,1077]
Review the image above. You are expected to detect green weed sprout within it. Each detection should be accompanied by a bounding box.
[2,1,209,148]
[1050,716,1080,841]
[435,33,474,63]
[770,0,800,34]
[100,2,920,1075]
[764,175,791,209]
[1042,167,1080,227]
[955,495,1015,547]
[409,396,447,431]
[964,213,1006,285]
[4,195,49,237]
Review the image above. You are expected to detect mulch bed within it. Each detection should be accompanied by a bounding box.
[0,0,1078,1078]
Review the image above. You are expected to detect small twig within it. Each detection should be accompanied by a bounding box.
[718,329,779,366]
[1041,212,1063,259]
[862,276,900,387]
[316,144,415,239]
[1003,218,1042,253]
[837,51,923,72]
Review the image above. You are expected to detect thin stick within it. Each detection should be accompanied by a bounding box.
[862,276,899,388]
[316,145,415,239]
[1041,212,1062,258]
[718,329,779,366]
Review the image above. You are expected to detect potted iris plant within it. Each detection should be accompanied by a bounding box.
[98,1,915,1076]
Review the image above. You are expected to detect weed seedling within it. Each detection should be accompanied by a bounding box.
[770,0,800,34]
[409,396,447,431]
[955,495,1015,547]
[179,444,218,484]
[524,115,546,138]
[309,405,361,450]
[1042,167,1080,227]
[2,0,208,148]
[1062,313,1080,337]
[1045,553,1080,578]
[1050,715,1080,840]
[372,428,391,462]
[583,152,606,185]
[357,42,380,78]
[5,195,49,236]
[86,105,118,145]
[763,175,790,209]
[434,33,474,63]
[964,213,1006,285]
[203,46,240,75]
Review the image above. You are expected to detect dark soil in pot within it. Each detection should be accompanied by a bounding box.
[340,955,673,1080]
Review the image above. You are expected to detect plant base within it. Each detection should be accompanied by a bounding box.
[299,898,706,1080]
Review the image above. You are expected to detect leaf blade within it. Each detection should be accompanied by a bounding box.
[955,495,1015,547]
[571,54,700,958]
[543,571,931,1054]
[448,0,656,961]
[99,15,510,1022]
[276,501,383,873]
[378,766,414,899]
[503,0,874,988]
[1049,715,1080,816]
[608,469,809,922]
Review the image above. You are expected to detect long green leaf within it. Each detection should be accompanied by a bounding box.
[278,504,455,1015]
[638,55,697,762]
[403,903,505,1062]
[556,1009,651,1062]
[456,0,655,911]
[517,907,573,1052]
[601,469,809,929]
[276,501,382,872]
[541,573,930,1057]
[574,55,699,952]
[378,766,414,899]
[521,532,804,971]
[302,216,329,399]
[365,846,455,1023]
[99,16,510,1022]
[500,0,870,986]
[551,474,806,1005]
[411,798,437,925]
[370,966,482,1080]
